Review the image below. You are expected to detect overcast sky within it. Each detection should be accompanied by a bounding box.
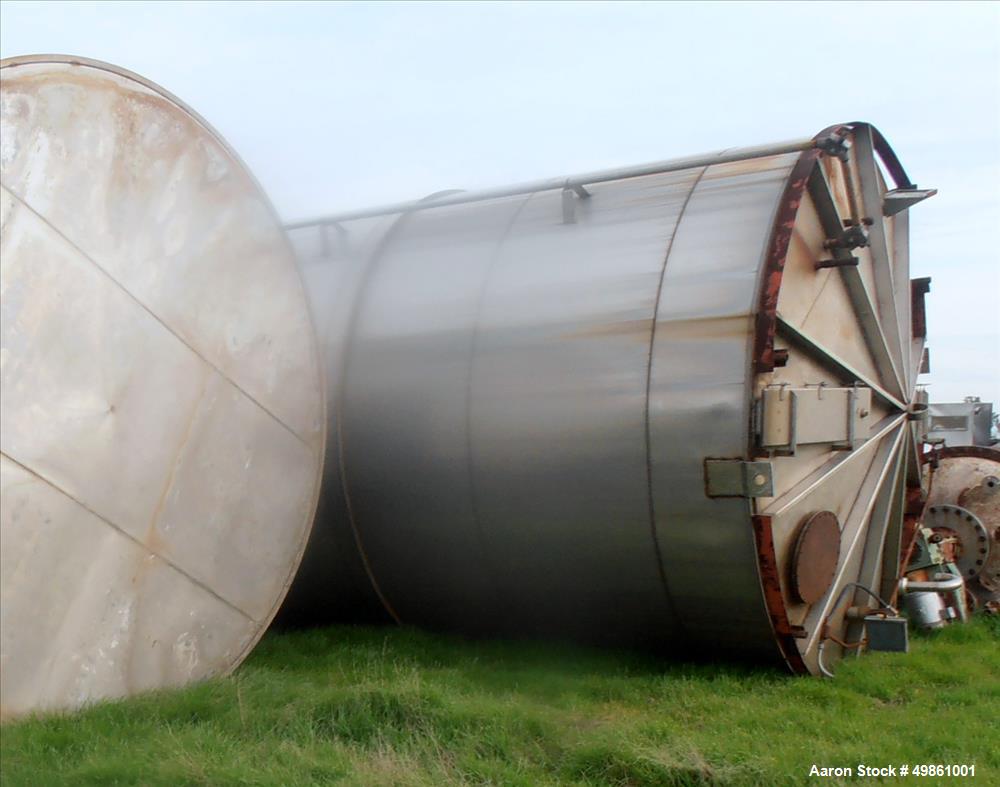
[2,0,997,407]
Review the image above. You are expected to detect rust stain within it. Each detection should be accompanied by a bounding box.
[558,317,655,342]
[752,514,808,674]
[752,123,854,378]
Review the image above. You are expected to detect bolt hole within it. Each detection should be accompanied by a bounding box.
[976,559,983,566]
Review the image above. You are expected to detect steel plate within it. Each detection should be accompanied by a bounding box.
[0,56,325,717]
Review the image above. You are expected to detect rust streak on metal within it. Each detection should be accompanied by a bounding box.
[751,514,808,673]
[752,126,852,378]
[932,446,1000,464]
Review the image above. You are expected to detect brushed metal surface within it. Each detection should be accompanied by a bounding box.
[286,124,926,673]
[0,56,324,716]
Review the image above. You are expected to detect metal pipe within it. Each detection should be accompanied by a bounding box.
[285,137,814,228]
[899,573,965,593]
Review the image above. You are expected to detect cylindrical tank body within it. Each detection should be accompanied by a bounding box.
[283,123,931,674]
[0,56,325,717]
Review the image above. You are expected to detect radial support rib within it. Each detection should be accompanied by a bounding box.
[776,316,905,411]
[762,413,906,518]
[854,126,908,395]
[802,422,906,653]
[845,438,906,642]
[806,163,906,400]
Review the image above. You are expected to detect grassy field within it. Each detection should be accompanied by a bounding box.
[1,618,997,787]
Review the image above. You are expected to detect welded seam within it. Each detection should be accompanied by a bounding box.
[642,164,709,633]
[1,450,256,622]
[463,192,539,612]
[2,185,318,456]
[331,191,463,625]
[797,267,834,328]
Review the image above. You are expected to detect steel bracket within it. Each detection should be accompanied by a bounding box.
[814,256,859,270]
[561,183,591,224]
[883,187,937,217]
[704,459,774,498]
[815,133,850,161]
[824,224,869,251]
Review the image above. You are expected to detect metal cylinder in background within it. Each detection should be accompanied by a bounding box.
[282,122,935,675]
[0,56,326,717]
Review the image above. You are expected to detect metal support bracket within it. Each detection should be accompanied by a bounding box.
[704,459,774,498]
[319,221,349,260]
[883,188,937,217]
[758,384,872,454]
[815,256,859,270]
[824,223,869,251]
[815,133,850,161]
[561,182,591,224]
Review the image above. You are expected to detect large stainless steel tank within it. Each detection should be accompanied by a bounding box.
[283,123,934,674]
[0,56,325,716]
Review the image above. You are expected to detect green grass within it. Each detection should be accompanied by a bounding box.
[2,618,997,786]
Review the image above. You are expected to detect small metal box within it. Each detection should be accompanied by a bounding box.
[864,615,909,653]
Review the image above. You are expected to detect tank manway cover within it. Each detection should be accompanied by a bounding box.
[0,56,325,717]
[791,511,842,605]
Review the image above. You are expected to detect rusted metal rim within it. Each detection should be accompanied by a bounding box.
[748,125,848,673]
[852,120,915,190]
[749,122,905,674]
[927,446,1000,464]
[752,515,808,673]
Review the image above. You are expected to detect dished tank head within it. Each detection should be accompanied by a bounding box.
[0,55,325,717]
[283,122,934,675]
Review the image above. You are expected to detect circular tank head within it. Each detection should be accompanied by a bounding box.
[0,55,325,717]
[750,123,933,673]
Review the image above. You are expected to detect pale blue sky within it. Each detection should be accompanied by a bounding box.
[2,1,998,406]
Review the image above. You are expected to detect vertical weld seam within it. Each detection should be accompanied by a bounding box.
[333,190,463,625]
[464,192,538,611]
[643,164,709,633]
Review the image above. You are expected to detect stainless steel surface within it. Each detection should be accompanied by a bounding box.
[285,123,929,673]
[926,400,995,447]
[284,137,814,228]
[900,574,965,593]
[0,56,325,717]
